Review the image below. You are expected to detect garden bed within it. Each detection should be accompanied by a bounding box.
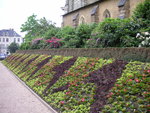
[2,53,150,113]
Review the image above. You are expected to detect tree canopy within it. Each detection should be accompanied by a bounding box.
[20,14,57,41]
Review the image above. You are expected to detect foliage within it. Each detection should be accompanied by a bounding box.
[8,42,19,53]
[43,57,77,95]
[19,42,30,50]
[55,26,78,48]
[20,14,57,41]
[85,39,97,48]
[75,24,96,48]
[30,38,46,49]
[132,0,150,32]
[88,60,128,113]
[102,61,150,113]
[44,27,60,39]
[55,26,76,40]
[45,37,62,48]
[3,53,150,113]
[92,18,141,47]
[55,24,97,48]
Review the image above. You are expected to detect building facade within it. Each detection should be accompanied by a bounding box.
[62,0,144,27]
[0,29,23,54]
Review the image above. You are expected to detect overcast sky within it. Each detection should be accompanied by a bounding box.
[0,0,66,36]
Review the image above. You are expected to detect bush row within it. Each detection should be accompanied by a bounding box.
[2,53,150,113]
[17,47,150,62]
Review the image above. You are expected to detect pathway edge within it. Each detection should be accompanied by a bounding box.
[2,63,58,113]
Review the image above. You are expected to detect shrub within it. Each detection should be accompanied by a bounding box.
[75,24,97,48]
[92,18,140,47]
[56,26,76,39]
[8,42,19,53]
[19,42,30,50]
[30,38,45,49]
[132,0,150,32]
[45,37,62,48]
[44,27,60,39]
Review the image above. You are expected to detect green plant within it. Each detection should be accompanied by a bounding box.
[102,61,150,112]
[3,53,150,113]
[92,18,140,47]
[8,42,19,53]
[132,0,150,32]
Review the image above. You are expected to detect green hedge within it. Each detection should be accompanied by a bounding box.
[17,48,150,62]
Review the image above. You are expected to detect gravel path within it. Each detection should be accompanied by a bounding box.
[0,62,56,113]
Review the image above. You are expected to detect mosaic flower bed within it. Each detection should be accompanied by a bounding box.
[2,53,150,113]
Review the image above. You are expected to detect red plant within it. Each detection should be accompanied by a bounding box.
[46,37,62,48]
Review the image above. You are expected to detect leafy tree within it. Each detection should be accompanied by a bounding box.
[92,18,140,47]
[8,42,19,53]
[21,14,57,41]
[132,0,150,32]
[44,27,60,39]
[19,42,30,50]
[21,14,39,41]
[75,24,96,48]
[55,26,77,48]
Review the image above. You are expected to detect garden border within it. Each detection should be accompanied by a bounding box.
[3,63,58,113]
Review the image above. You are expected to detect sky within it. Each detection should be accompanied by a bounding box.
[0,0,66,36]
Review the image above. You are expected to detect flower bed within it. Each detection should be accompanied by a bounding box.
[2,53,150,113]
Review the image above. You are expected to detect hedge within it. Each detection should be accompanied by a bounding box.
[17,48,150,62]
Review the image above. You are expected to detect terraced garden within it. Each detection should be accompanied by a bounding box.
[2,53,150,113]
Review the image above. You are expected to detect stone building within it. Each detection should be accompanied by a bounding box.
[0,29,24,54]
[62,0,144,27]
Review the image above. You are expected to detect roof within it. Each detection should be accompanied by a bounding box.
[63,0,102,16]
[118,0,127,7]
[0,29,21,37]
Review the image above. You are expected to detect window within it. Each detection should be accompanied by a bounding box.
[91,6,98,15]
[103,9,111,18]
[6,32,9,36]
[6,38,9,42]
[0,44,4,49]
[14,38,16,43]
[72,13,79,27]
[18,38,20,42]
[3,32,5,36]
[3,38,5,42]
[91,5,99,23]
[79,16,86,24]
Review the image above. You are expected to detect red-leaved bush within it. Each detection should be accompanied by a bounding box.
[46,37,62,48]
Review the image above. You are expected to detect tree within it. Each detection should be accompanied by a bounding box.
[8,43,19,53]
[21,14,39,41]
[20,14,57,42]
[132,0,150,32]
